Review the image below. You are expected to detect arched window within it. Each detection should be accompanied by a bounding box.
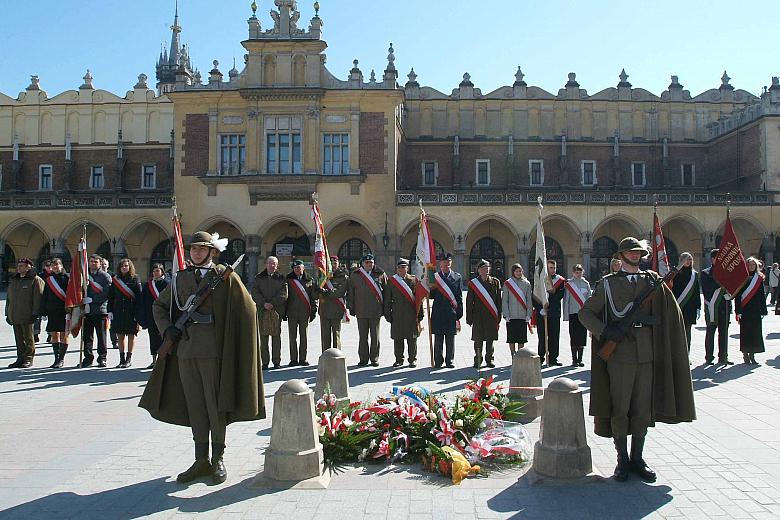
[529,236,565,277]
[37,243,72,273]
[590,236,618,279]
[150,239,174,276]
[96,241,112,270]
[272,234,311,258]
[469,238,506,280]
[338,239,372,272]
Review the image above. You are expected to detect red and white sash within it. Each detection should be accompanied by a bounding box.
[325,279,350,322]
[564,280,586,308]
[503,278,528,309]
[741,273,762,307]
[551,274,564,290]
[88,275,104,294]
[46,275,67,302]
[434,272,458,311]
[390,274,416,307]
[147,279,161,301]
[358,268,383,304]
[112,276,136,301]
[469,277,499,324]
[289,278,312,311]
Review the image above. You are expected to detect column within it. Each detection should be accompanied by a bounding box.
[454,232,467,276]
[518,233,531,274]
[762,234,774,267]
[0,239,5,290]
[245,234,261,288]
[111,238,126,270]
[702,231,715,268]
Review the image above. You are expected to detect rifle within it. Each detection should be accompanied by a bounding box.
[597,267,678,361]
[157,254,244,358]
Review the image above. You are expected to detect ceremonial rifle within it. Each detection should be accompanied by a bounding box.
[597,266,679,361]
[158,254,244,358]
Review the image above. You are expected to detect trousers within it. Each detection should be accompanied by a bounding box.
[82,315,108,362]
[537,316,561,362]
[179,357,226,444]
[393,338,418,364]
[13,324,35,362]
[260,334,282,366]
[357,318,381,363]
[607,360,652,438]
[288,318,308,364]
[320,317,342,351]
[704,321,729,361]
[433,334,455,366]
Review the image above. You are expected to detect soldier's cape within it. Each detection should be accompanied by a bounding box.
[589,271,696,437]
[139,265,266,426]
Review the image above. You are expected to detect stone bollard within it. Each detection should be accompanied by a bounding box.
[532,377,592,479]
[314,348,350,408]
[256,379,330,489]
[508,345,543,422]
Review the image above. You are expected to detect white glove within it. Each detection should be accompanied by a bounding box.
[696,309,701,321]
[108,312,114,321]
[41,316,48,322]
[83,297,93,304]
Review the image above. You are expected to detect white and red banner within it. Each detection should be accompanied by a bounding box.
[359,268,383,304]
[172,204,186,275]
[652,211,670,277]
[503,278,528,309]
[289,278,312,311]
[147,279,161,301]
[311,199,332,289]
[65,234,89,336]
[434,272,458,311]
[112,276,136,300]
[469,278,499,325]
[713,213,749,296]
[413,205,437,311]
[46,275,67,303]
[533,199,550,307]
[390,274,416,307]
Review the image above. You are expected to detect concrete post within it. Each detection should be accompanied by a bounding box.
[508,345,543,422]
[315,348,350,408]
[532,377,592,478]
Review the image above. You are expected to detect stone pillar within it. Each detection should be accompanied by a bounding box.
[454,232,467,276]
[111,238,126,271]
[532,377,592,478]
[245,234,261,287]
[762,234,774,267]
[258,379,330,488]
[508,345,543,422]
[0,238,5,290]
[518,233,531,273]
[314,348,350,408]
[702,231,716,268]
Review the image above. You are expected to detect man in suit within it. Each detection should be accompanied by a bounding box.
[466,259,502,369]
[700,248,733,365]
[533,259,565,366]
[430,252,463,368]
[318,255,349,351]
[384,258,424,368]
[285,259,318,366]
[82,255,113,367]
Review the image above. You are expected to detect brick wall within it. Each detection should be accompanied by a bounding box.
[707,124,762,190]
[359,112,385,174]
[183,114,209,177]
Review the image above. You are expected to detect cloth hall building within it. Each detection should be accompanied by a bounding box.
[1,0,780,286]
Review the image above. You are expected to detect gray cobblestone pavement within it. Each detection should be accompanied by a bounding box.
[1,295,778,519]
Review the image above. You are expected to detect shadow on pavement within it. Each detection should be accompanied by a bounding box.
[690,361,756,389]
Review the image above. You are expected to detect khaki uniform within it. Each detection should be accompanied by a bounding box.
[347,267,387,364]
[6,273,45,364]
[251,269,288,367]
[578,273,654,438]
[285,271,318,364]
[465,276,502,365]
[318,267,349,351]
[153,267,224,444]
[384,274,424,364]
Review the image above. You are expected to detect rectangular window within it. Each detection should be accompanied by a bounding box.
[90,166,104,189]
[219,134,246,175]
[142,165,156,189]
[476,159,490,186]
[323,133,350,175]
[632,162,646,187]
[39,165,53,190]
[421,161,437,186]
[581,160,596,186]
[681,163,695,186]
[265,116,302,174]
[529,160,544,186]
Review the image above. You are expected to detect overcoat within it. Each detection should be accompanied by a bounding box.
[430,270,463,335]
[108,274,142,335]
[318,267,349,320]
[670,266,701,324]
[347,267,387,319]
[384,273,424,339]
[466,276,502,341]
[735,274,767,354]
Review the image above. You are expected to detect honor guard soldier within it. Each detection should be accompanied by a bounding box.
[431,252,463,368]
[5,258,44,368]
[140,231,264,485]
[700,248,733,365]
[285,259,318,366]
[384,258,425,368]
[466,259,502,369]
[252,256,288,369]
[579,237,695,483]
[318,255,350,351]
[347,253,387,367]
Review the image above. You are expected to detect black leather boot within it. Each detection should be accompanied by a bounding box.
[124,352,132,368]
[55,344,67,368]
[571,348,578,367]
[211,443,227,484]
[116,352,126,368]
[613,437,630,482]
[750,353,758,365]
[49,344,61,368]
[630,435,657,482]
[177,443,211,483]
[577,348,585,367]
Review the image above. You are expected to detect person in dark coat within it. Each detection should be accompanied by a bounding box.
[670,252,701,356]
[466,259,502,369]
[700,249,733,366]
[138,263,169,369]
[347,254,387,367]
[533,259,565,366]
[82,255,112,367]
[735,257,767,365]
[108,258,142,368]
[251,256,288,369]
[39,258,70,368]
[431,252,463,368]
[285,260,318,366]
[5,258,44,368]
[101,257,119,350]
[384,258,425,367]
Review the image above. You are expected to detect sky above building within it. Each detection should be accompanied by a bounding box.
[0,0,775,98]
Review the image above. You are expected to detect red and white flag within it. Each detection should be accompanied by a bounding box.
[311,197,332,289]
[713,212,749,296]
[652,211,670,276]
[172,203,186,275]
[65,233,89,336]
[413,203,437,311]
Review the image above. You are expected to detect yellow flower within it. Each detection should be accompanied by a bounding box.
[441,446,479,485]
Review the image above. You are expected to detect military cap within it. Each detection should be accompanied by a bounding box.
[17,257,34,266]
[477,259,490,268]
[438,252,454,261]
[361,253,375,262]
[189,230,228,252]
[397,258,410,266]
[329,254,339,261]
[291,259,305,267]
[617,237,649,256]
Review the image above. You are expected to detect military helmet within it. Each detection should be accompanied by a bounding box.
[190,231,216,248]
[617,236,649,256]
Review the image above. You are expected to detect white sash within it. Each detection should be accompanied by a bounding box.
[741,273,761,305]
[325,279,350,322]
[112,276,136,300]
[148,279,162,300]
[675,272,697,306]
[88,276,104,294]
[705,287,722,322]
[434,272,458,310]
[46,275,67,302]
[469,277,499,321]
[564,279,586,308]
[289,278,311,310]
[503,278,528,309]
[390,274,416,307]
[359,267,383,304]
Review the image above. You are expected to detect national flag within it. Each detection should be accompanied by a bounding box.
[712,212,749,296]
[311,197,332,289]
[532,198,550,308]
[171,203,186,275]
[651,211,670,276]
[65,233,88,336]
[413,204,436,310]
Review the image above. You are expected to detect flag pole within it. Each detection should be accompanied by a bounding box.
[78,222,86,368]
[426,291,434,367]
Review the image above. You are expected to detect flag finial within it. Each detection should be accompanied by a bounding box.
[310,191,318,206]
[726,192,731,215]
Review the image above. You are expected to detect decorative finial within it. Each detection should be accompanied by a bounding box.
[721,70,731,86]
[27,75,40,90]
[314,1,319,15]
[369,69,376,83]
[515,67,524,84]
[387,43,395,65]
[619,68,628,83]
[407,68,417,83]
[134,73,148,89]
[213,59,219,69]
[353,59,359,68]
[251,0,257,14]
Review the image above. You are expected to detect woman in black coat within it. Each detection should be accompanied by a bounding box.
[108,258,142,368]
[735,257,767,365]
[138,263,169,369]
[39,258,70,368]
[670,252,701,355]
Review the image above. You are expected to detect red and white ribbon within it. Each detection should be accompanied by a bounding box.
[289,278,312,311]
[358,267,383,304]
[147,279,161,301]
[503,278,528,309]
[390,274,416,307]
[469,277,499,324]
[740,273,762,307]
[564,280,585,308]
[112,276,136,300]
[434,272,458,311]
[325,279,350,322]
[46,275,67,303]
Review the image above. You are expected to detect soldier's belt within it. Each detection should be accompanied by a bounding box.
[189,311,213,324]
